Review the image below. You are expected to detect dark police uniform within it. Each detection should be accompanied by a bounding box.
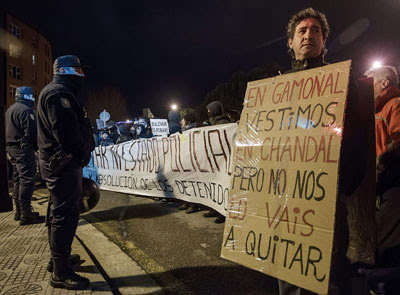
[5,86,42,225]
[37,55,94,290]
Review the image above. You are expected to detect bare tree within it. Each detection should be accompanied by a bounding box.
[84,86,130,124]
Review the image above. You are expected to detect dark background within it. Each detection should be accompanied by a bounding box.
[2,0,400,119]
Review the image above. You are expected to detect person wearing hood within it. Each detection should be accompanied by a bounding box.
[6,86,43,225]
[206,101,230,126]
[37,55,94,290]
[168,110,182,134]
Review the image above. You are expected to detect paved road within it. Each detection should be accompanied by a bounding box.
[83,191,278,295]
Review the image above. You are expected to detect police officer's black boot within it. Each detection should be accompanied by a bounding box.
[50,258,90,290]
[13,199,21,221]
[47,254,81,272]
[19,205,44,225]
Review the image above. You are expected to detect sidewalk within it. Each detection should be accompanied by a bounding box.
[0,187,164,295]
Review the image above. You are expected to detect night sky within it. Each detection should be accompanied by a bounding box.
[3,0,400,118]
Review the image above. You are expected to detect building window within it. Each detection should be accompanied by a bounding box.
[32,73,37,85]
[9,85,18,99]
[32,54,36,65]
[8,23,22,39]
[8,64,23,80]
[9,44,22,59]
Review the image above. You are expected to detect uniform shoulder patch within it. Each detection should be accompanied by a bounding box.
[29,113,35,120]
[60,98,71,108]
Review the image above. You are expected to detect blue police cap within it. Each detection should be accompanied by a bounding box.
[53,55,83,75]
[15,86,34,101]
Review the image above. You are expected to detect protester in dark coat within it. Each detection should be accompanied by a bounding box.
[278,8,367,295]
[178,111,200,213]
[116,123,132,144]
[168,110,182,134]
[136,117,153,139]
[202,101,230,223]
[181,111,198,131]
[206,101,230,125]
[99,130,113,146]
[227,110,241,123]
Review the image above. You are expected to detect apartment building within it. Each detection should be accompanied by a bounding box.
[1,10,53,109]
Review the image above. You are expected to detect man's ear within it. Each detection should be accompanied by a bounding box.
[288,39,293,49]
[383,79,391,88]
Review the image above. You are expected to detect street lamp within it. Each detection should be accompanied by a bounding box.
[171,104,178,110]
[371,60,382,70]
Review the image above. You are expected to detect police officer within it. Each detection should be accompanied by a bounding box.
[5,86,43,225]
[37,55,94,290]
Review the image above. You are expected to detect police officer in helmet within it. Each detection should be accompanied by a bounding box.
[5,86,43,225]
[37,55,94,290]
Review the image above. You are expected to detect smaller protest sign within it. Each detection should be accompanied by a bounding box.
[150,119,169,136]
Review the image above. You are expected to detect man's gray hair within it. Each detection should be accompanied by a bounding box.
[366,65,399,87]
[286,7,330,41]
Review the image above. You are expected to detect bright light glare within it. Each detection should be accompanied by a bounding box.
[372,61,382,70]
[171,104,177,110]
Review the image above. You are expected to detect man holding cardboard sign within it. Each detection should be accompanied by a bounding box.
[221,7,371,295]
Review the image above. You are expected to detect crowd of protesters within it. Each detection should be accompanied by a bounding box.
[92,101,240,224]
[6,5,400,293]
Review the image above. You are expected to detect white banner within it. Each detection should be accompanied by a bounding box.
[84,123,237,215]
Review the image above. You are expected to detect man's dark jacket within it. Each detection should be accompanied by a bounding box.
[37,76,94,166]
[6,99,37,149]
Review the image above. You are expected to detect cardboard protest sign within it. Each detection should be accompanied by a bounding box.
[221,61,352,294]
[150,119,169,136]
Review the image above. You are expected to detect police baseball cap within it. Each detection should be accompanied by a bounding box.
[15,86,35,101]
[53,55,86,76]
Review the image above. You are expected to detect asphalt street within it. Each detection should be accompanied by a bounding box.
[82,190,279,295]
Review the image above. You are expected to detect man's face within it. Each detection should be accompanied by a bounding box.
[367,74,390,100]
[288,18,326,60]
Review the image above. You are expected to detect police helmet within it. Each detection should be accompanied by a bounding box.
[80,177,100,213]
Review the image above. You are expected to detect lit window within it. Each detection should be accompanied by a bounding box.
[8,64,23,80]
[9,44,22,59]
[32,54,36,65]
[8,23,22,39]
